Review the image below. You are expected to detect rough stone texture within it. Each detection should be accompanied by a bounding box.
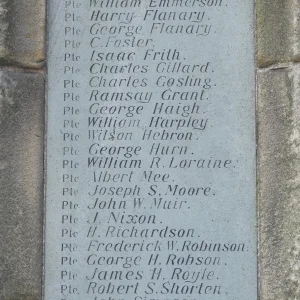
[0,69,44,300]
[0,0,45,68]
[257,0,300,67]
[257,0,300,299]
[258,66,300,300]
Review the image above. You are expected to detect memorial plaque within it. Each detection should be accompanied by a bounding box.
[45,1,256,299]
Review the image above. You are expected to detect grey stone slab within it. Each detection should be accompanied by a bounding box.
[0,69,44,300]
[0,0,45,68]
[46,1,256,300]
[258,66,300,300]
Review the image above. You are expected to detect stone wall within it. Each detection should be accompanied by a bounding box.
[257,1,300,299]
[0,1,45,299]
[0,0,299,299]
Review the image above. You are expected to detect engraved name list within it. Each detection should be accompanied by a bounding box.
[45,1,257,300]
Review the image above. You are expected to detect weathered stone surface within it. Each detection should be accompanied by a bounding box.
[0,0,45,68]
[257,0,300,67]
[258,66,300,300]
[0,69,44,300]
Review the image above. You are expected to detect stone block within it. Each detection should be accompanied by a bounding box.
[257,0,300,67]
[0,69,44,300]
[0,0,45,68]
[258,66,300,300]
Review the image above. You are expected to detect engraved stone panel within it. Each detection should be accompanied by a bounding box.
[45,1,256,299]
